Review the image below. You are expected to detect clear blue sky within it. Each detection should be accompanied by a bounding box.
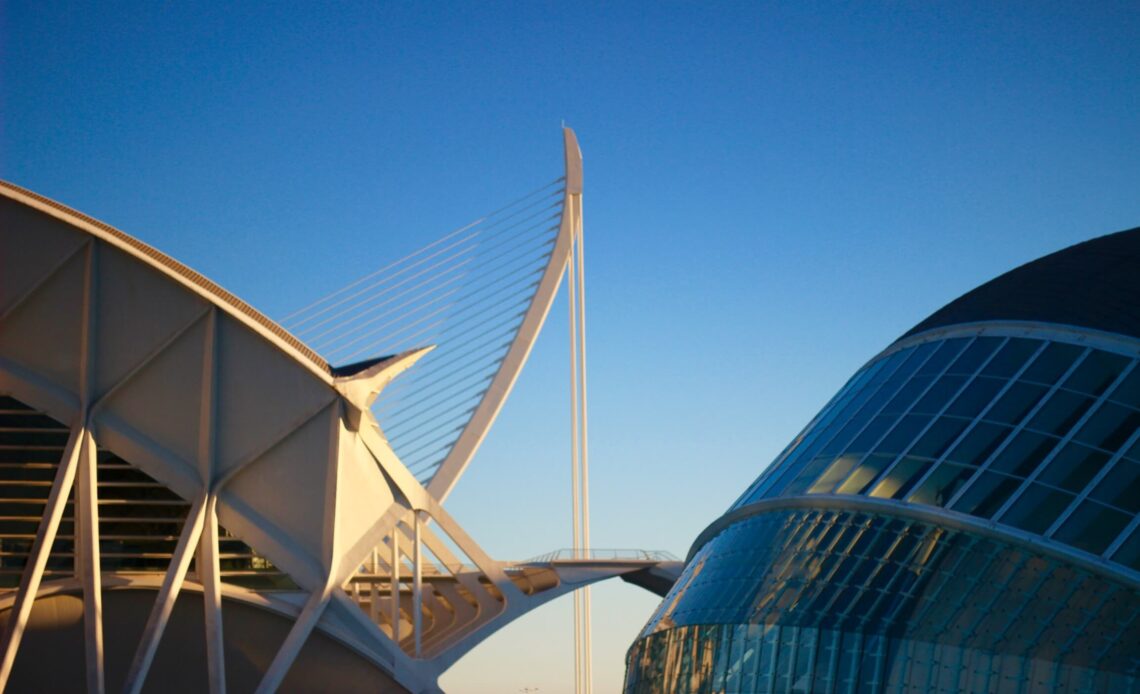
[4,2,1139,691]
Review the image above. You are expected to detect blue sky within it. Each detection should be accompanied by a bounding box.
[4,2,1140,691]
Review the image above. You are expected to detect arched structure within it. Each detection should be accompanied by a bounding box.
[0,129,678,693]
[626,228,1140,693]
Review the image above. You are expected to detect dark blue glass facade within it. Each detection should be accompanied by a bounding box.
[625,507,1140,693]
[627,325,1140,693]
[735,332,1140,569]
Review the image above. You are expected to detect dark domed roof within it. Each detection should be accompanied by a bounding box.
[902,226,1140,342]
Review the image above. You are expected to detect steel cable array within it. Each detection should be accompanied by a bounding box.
[281,176,565,483]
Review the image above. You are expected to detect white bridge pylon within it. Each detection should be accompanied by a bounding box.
[0,130,680,694]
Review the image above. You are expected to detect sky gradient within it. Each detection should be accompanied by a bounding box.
[4,2,1140,691]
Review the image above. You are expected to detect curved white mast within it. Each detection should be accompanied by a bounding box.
[426,128,585,502]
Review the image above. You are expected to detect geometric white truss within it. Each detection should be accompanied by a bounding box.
[0,129,677,693]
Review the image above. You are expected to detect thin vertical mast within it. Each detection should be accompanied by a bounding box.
[563,127,592,694]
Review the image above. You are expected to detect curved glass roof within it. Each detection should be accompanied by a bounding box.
[736,328,1140,574]
[629,506,1140,693]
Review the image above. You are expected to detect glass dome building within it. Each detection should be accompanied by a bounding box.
[626,227,1140,693]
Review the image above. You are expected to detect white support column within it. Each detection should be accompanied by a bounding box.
[199,496,226,694]
[0,422,86,688]
[567,246,583,694]
[196,308,226,694]
[390,529,401,644]
[574,195,593,694]
[413,512,423,658]
[369,548,380,624]
[123,494,208,694]
[76,429,105,693]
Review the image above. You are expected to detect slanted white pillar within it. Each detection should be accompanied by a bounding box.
[369,548,380,623]
[123,495,208,694]
[413,512,423,658]
[391,531,401,643]
[0,422,86,688]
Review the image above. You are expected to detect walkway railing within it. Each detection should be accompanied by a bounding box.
[522,548,679,564]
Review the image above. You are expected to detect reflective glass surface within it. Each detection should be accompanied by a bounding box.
[735,333,1140,569]
[626,508,1140,694]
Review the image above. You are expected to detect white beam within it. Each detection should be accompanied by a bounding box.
[199,498,227,694]
[0,422,86,687]
[391,529,401,643]
[413,512,423,658]
[77,429,105,693]
[122,494,208,694]
[197,309,226,694]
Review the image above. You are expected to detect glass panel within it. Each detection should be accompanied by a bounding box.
[877,414,931,455]
[1109,366,1140,408]
[912,375,968,415]
[886,342,940,384]
[980,338,1041,378]
[1110,525,1140,571]
[1062,351,1129,396]
[809,455,863,495]
[950,472,1021,518]
[985,381,1048,425]
[836,454,896,495]
[845,416,896,455]
[999,484,1073,534]
[783,456,840,497]
[907,463,976,506]
[1053,500,1131,554]
[869,456,931,499]
[945,376,1005,419]
[880,376,933,415]
[945,337,1002,375]
[819,416,874,458]
[916,339,970,376]
[845,378,903,423]
[1026,390,1094,437]
[1021,342,1083,385]
[989,431,1060,477]
[908,417,969,460]
[945,421,1011,466]
[1072,401,1140,452]
[1036,443,1109,493]
[1090,459,1140,513]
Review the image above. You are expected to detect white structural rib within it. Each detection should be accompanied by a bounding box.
[426,127,584,501]
[0,422,86,687]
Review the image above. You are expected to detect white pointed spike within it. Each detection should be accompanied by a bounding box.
[333,346,436,424]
